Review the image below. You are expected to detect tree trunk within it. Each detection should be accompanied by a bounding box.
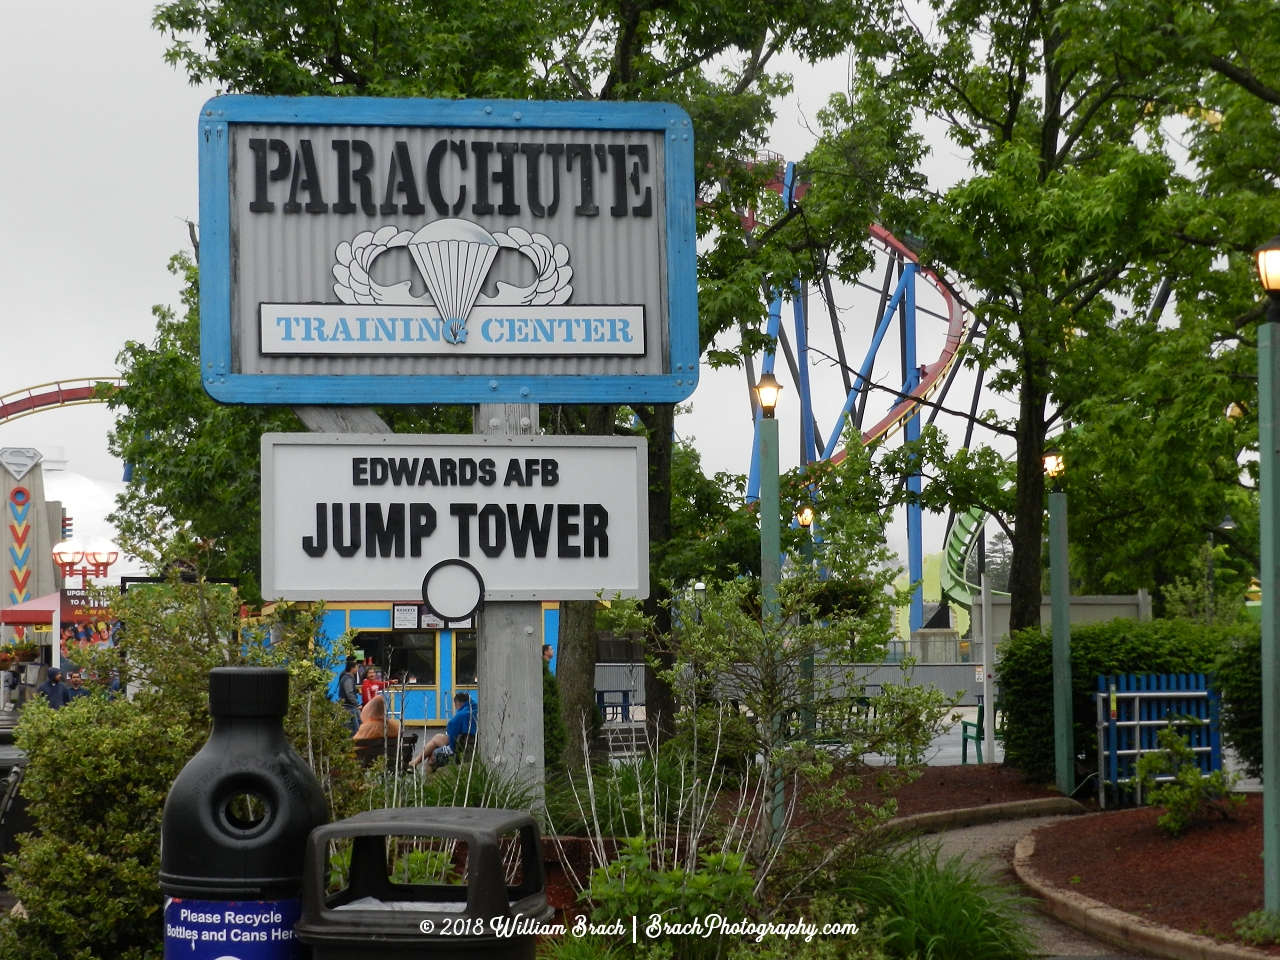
[557,598,599,769]
[1008,351,1048,631]
[636,403,675,740]
[554,405,614,768]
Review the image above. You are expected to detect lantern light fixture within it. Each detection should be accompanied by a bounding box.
[754,373,782,418]
[1254,235,1280,297]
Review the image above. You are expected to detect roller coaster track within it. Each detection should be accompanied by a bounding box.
[829,223,970,458]
[939,504,1010,608]
[0,378,121,427]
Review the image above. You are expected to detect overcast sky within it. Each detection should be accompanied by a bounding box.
[0,1,1010,569]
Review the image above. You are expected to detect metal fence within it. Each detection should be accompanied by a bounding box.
[1095,673,1222,808]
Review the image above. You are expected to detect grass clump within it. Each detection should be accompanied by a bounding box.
[849,844,1034,960]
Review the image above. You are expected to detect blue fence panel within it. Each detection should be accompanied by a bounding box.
[1096,672,1221,807]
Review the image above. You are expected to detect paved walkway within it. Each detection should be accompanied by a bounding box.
[927,815,1137,959]
[865,705,1006,767]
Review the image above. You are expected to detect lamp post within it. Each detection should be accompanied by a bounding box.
[52,539,119,590]
[756,373,782,623]
[1207,514,1237,622]
[754,372,784,836]
[797,505,815,737]
[1043,445,1073,797]
[1254,233,1280,912]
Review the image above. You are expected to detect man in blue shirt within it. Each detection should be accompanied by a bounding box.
[410,693,476,772]
[36,668,72,709]
[66,671,91,702]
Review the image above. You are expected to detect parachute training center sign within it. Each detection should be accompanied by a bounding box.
[198,96,698,405]
[260,434,649,602]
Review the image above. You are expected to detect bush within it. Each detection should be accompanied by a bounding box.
[1135,726,1242,835]
[1215,626,1264,778]
[0,697,201,960]
[1235,909,1280,945]
[849,844,1033,960]
[998,618,1243,783]
[0,576,364,960]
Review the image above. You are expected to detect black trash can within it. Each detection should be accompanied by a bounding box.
[159,667,329,959]
[296,808,553,960]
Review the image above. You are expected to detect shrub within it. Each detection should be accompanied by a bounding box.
[0,575,363,960]
[0,697,201,960]
[367,757,536,813]
[1134,726,1242,835]
[1235,910,1280,945]
[585,836,755,960]
[998,618,1241,783]
[850,844,1033,960]
[1214,626,1264,778]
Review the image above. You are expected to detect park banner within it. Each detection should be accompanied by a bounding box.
[198,97,698,405]
[260,433,649,602]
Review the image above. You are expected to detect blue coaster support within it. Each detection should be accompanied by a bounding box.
[901,267,923,632]
[794,280,816,465]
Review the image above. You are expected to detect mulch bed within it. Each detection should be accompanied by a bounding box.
[1031,795,1273,952]
[890,764,1061,817]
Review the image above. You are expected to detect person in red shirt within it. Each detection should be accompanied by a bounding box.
[360,667,386,705]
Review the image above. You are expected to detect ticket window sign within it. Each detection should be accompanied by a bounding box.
[199,96,698,405]
[260,434,649,602]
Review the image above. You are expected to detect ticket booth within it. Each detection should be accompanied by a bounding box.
[315,601,560,731]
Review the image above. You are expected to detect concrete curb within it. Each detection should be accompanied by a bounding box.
[1014,829,1272,960]
[887,796,1086,834]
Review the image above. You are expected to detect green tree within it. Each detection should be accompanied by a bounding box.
[657,439,761,587]
[1033,0,1280,599]
[825,0,1192,629]
[108,255,300,602]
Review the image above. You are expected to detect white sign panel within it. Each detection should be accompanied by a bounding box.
[261,434,648,602]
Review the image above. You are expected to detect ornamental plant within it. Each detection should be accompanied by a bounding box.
[0,561,364,960]
[1134,726,1242,836]
[585,836,755,960]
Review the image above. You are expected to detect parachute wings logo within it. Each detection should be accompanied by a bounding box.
[331,219,573,344]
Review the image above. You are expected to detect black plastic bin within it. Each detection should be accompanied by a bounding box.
[296,807,553,960]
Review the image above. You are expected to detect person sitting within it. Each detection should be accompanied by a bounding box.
[352,695,400,741]
[410,693,476,772]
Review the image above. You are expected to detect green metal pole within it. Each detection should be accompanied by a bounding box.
[1049,487,1074,797]
[800,530,814,737]
[759,417,783,833]
[1260,304,1280,913]
[760,418,781,622]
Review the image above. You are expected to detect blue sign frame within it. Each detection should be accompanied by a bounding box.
[198,95,699,405]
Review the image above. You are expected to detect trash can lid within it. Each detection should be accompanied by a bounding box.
[208,667,290,717]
